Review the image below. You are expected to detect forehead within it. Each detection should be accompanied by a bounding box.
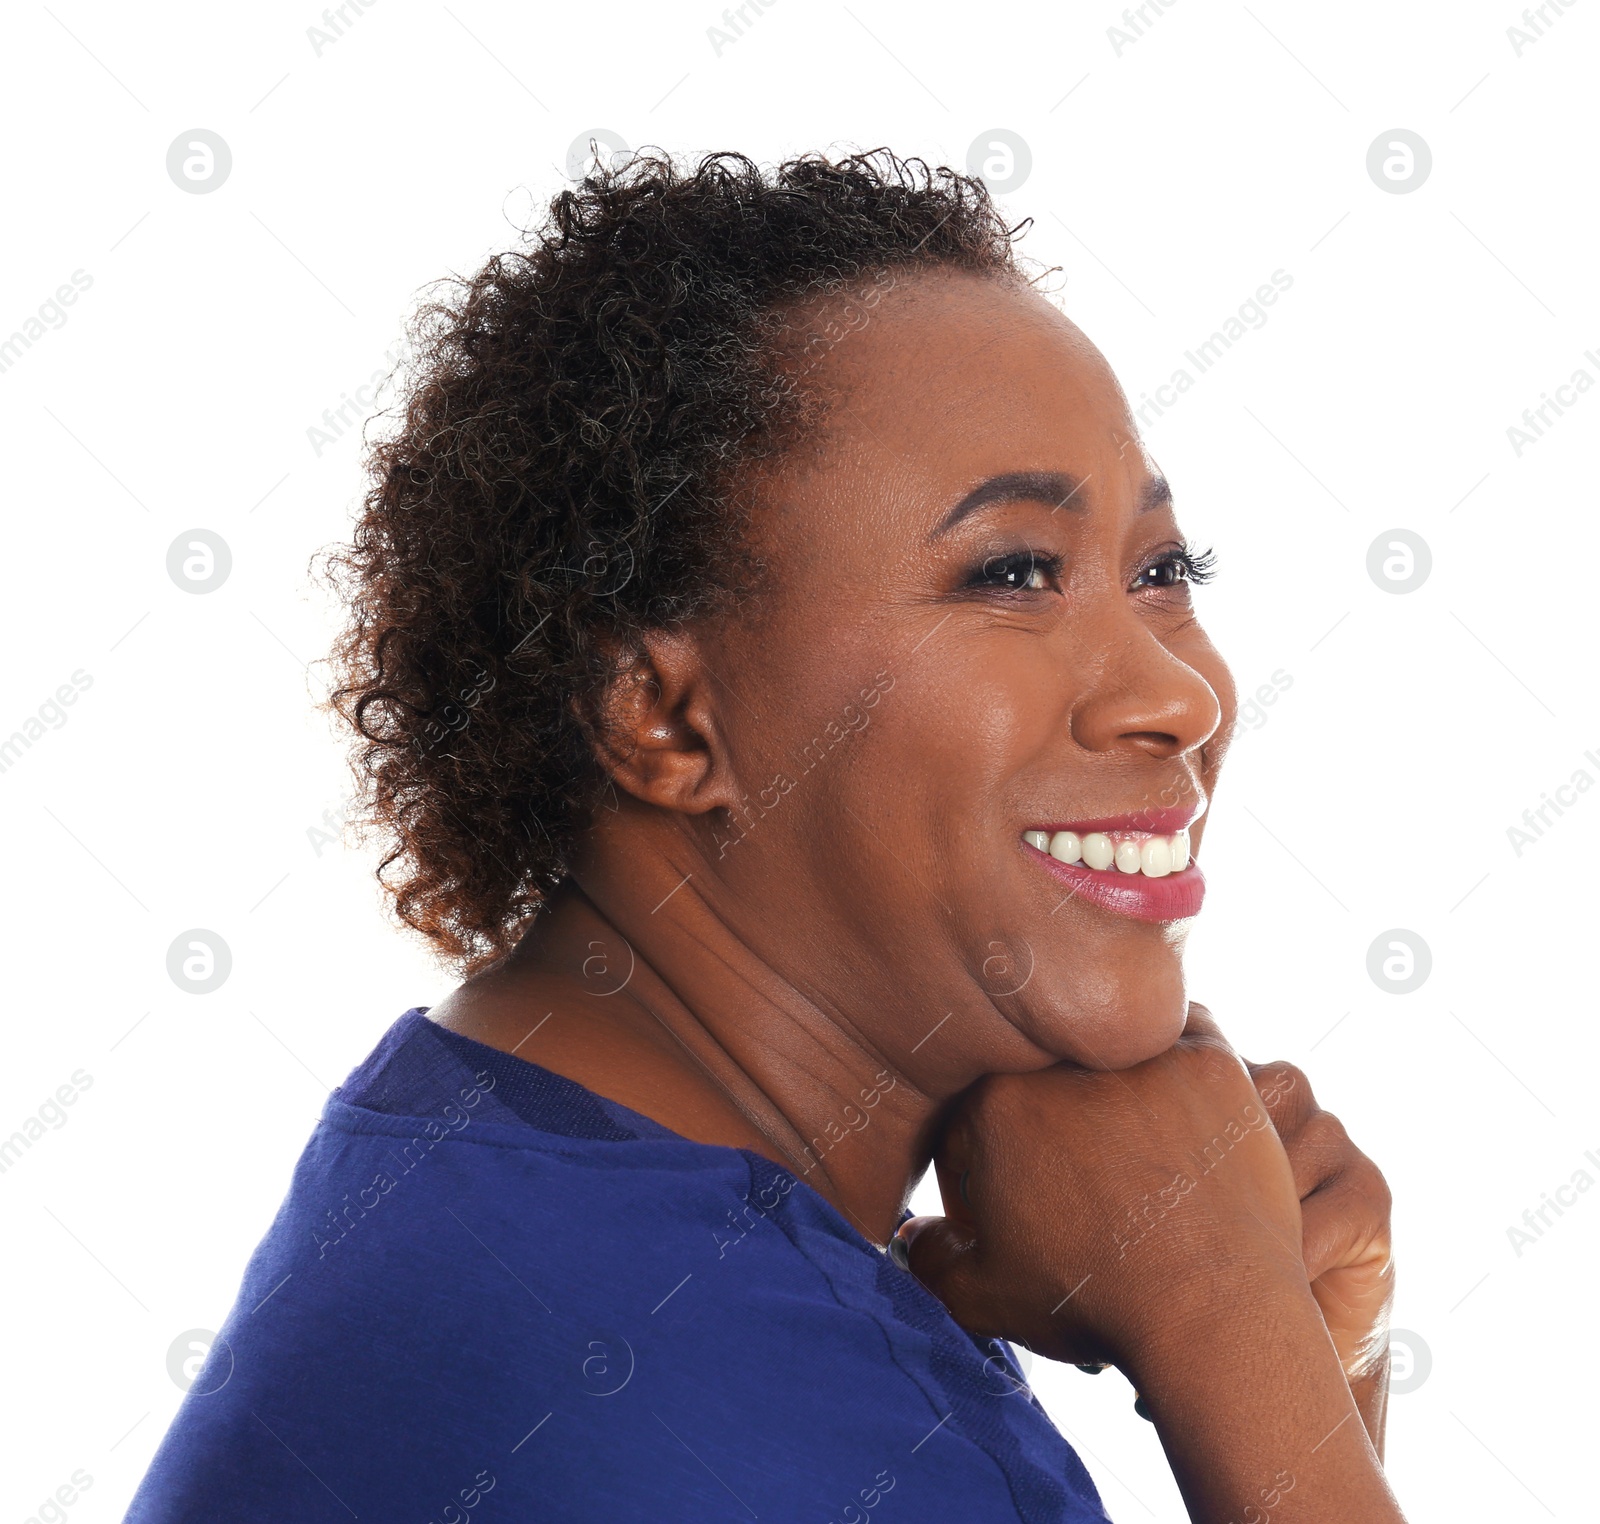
[775,267,1135,481]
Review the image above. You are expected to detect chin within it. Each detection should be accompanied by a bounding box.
[1021,951,1190,1070]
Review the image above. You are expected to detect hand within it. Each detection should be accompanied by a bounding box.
[897,1003,1311,1371]
[897,1004,1409,1523]
[1243,1056,1395,1383]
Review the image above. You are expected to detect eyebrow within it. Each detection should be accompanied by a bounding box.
[932,469,1172,537]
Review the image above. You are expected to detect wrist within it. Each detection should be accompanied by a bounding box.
[1114,1267,1402,1524]
[1112,1253,1317,1386]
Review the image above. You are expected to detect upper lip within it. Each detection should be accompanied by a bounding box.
[1030,801,1206,837]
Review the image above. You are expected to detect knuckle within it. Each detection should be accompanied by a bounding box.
[1348,1154,1392,1215]
[1303,1108,1351,1152]
[1255,1059,1309,1106]
[1185,1037,1248,1090]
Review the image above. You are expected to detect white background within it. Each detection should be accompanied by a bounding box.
[1,1,1594,1519]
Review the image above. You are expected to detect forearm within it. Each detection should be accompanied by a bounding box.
[1122,1272,1404,1524]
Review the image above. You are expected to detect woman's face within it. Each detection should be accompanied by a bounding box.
[691,266,1237,1082]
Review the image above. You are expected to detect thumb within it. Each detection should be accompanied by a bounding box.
[893,1214,986,1326]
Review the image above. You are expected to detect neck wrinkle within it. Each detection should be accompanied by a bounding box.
[555,859,944,1246]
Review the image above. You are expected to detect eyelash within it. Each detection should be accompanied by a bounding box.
[966,541,1219,595]
[1138,541,1219,590]
[967,548,1066,594]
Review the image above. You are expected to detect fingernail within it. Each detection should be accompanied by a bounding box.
[888,1233,911,1269]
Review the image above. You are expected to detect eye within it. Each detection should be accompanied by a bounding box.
[1135,541,1217,591]
[967,548,1063,594]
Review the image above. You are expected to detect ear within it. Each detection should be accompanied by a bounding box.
[584,628,733,815]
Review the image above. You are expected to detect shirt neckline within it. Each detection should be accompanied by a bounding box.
[380,1005,918,1246]
[410,1004,688,1142]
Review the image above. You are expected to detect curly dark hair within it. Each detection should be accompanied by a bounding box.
[316,145,1032,977]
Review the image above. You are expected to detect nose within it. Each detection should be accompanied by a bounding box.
[1069,624,1223,762]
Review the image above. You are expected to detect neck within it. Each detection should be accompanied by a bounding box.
[502,830,962,1246]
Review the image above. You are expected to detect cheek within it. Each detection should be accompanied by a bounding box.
[901,643,1060,779]
[851,671,1050,880]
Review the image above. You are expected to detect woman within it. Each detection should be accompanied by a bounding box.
[126,148,1403,1522]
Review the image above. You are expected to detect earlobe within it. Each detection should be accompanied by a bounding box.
[585,630,729,815]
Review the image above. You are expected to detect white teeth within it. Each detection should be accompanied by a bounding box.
[1140,837,1172,878]
[1048,830,1082,864]
[1023,826,1194,879]
[1081,832,1115,871]
[1171,829,1190,872]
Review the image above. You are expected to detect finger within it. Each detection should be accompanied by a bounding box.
[1300,1166,1392,1282]
[1177,1005,1255,1080]
[1277,1108,1354,1199]
[929,1092,981,1228]
[895,1215,986,1327]
[1243,1059,1316,1138]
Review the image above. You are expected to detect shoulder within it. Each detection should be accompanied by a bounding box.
[125,1015,1108,1521]
[127,1121,1104,1522]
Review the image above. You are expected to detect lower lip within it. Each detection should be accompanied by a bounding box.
[1026,844,1206,922]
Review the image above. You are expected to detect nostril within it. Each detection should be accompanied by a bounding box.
[1125,731,1183,758]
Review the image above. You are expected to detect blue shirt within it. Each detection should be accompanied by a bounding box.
[125,1007,1110,1522]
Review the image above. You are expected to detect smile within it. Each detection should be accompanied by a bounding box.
[1020,811,1206,922]
[1022,827,1190,878]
